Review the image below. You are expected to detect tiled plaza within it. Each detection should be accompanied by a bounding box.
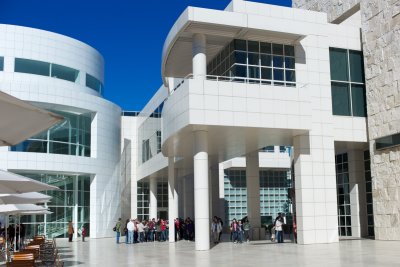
[56,237,400,267]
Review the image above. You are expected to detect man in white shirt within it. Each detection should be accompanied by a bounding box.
[127,219,135,244]
[137,221,145,242]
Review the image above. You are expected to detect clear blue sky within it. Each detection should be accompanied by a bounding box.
[0,0,291,111]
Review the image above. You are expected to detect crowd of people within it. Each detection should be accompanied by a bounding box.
[114,217,195,244]
[114,213,287,245]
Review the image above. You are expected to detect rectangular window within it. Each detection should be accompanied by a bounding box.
[51,64,79,82]
[86,74,104,94]
[329,48,349,81]
[15,58,50,76]
[351,84,367,117]
[0,57,3,71]
[349,50,365,83]
[331,82,351,116]
[376,133,400,150]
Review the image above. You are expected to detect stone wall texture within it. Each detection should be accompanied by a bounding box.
[293,0,400,240]
[292,0,360,22]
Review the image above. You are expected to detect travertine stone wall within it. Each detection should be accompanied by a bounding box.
[293,0,400,240]
[362,0,400,240]
[293,0,360,22]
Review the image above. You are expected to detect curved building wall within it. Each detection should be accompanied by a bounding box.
[0,24,121,238]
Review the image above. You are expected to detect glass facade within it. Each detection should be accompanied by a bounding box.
[224,169,292,227]
[0,56,4,71]
[364,150,374,236]
[137,181,150,221]
[329,48,367,117]
[51,63,79,82]
[138,102,164,164]
[86,73,104,94]
[15,172,90,239]
[335,153,352,237]
[11,109,92,157]
[207,39,296,86]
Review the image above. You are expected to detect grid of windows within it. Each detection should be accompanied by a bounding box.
[336,153,352,237]
[16,173,90,239]
[0,56,4,71]
[11,109,91,157]
[364,150,374,236]
[137,182,150,221]
[207,39,296,87]
[224,170,247,226]
[329,48,366,117]
[14,58,80,83]
[259,170,292,226]
[157,181,168,209]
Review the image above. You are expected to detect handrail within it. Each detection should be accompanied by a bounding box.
[170,73,299,93]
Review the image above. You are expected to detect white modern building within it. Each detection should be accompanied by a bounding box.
[0,24,122,239]
[129,0,372,251]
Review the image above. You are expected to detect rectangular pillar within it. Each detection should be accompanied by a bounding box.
[246,151,261,240]
[168,157,176,242]
[294,134,338,244]
[149,177,157,220]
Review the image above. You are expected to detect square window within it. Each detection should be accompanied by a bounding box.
[273,56,284,68]
[261,54,272,67]
[260,42,271,54]
[285,57,295,69]
[331,82,351,116]
[248,66,260,79]
[284,45,295,56]
[285,70,296,82]
[261,68,272,80]
[273,69,284,81]
[248,41,259,53]
[248,53,259,65]
[234,39,247,51]
[235,51,247,64]
[272,44,284,55]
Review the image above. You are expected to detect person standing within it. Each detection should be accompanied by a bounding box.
[211,217,222,244]
[67,221,74,242]
[243,219,251,242]
[81,226,87,242]
[275,214,284,243]
[127,219,135,244]
[115,218,122,244]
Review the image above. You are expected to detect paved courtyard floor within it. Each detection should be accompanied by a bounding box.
[54,237,400,267]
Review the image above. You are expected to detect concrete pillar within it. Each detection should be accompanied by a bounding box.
[174,174,179,221]
[246,151,261,240]
[168,157,176,243]
[293,134,339,244]
[193,130,210,250]
[192,33,207,79]
[149,177,157,220]
[348,150,368,237]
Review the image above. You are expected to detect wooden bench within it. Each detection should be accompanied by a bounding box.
[7,253,35,267]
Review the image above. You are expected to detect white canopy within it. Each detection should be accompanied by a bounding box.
[0,192,51,204]
[0,170,59,194]
[0,90,63,146]
[18,210,52,215]
[0,204,47,215]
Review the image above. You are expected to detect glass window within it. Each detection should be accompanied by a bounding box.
[351,84,367,117]
[0,57,3,71]
[261,54,272,67]
[349,50,365,83]
[286,70,296,82]
[15,58,50,76]
[331,82,351,116]
[376,133,400,150]
[273,56,284,68]
[234,65,247,78]
[248,66,260,79]
[51,64,79,82]
[273,69,284,81]
[272,44,284,55]
[234,39,247,51]
[329,48,349,81]
[261,68,272,80]
[284,45,295,57]
[86,73,103,94]
[248,41,259,53]
[285,57,295,69]
[235,51,247,64]
[248,53,259,65]
[260,42,271,54]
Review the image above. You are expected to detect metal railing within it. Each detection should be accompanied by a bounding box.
[171,73,297,93]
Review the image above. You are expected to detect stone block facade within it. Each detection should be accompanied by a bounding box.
[293,0,400,240]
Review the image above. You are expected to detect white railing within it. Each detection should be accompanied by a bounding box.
[171,73,298,93]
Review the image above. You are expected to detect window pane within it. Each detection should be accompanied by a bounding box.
[261,68,272,80]
[273,56,284,68]
[51,63,79,82]
[349,50,365,83]
[234,65,247,77]
[351,84,367,117]
[272,44,284,55]
[234,39,247,51]
[285,57,295,69]
[248,66,260,79]
[234,51,247,64]
[86,74,103,93]
[286,70,296,82]
[248,53,259,65]
[284,45,295,56]
[273,69,284,81]
[0,57,3,71]
[329,48,349,81]
[261,54,272,67]
[248,41,259,53]
[331,82,351,116]
[260,42,271,54]
[15,58,50,76]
